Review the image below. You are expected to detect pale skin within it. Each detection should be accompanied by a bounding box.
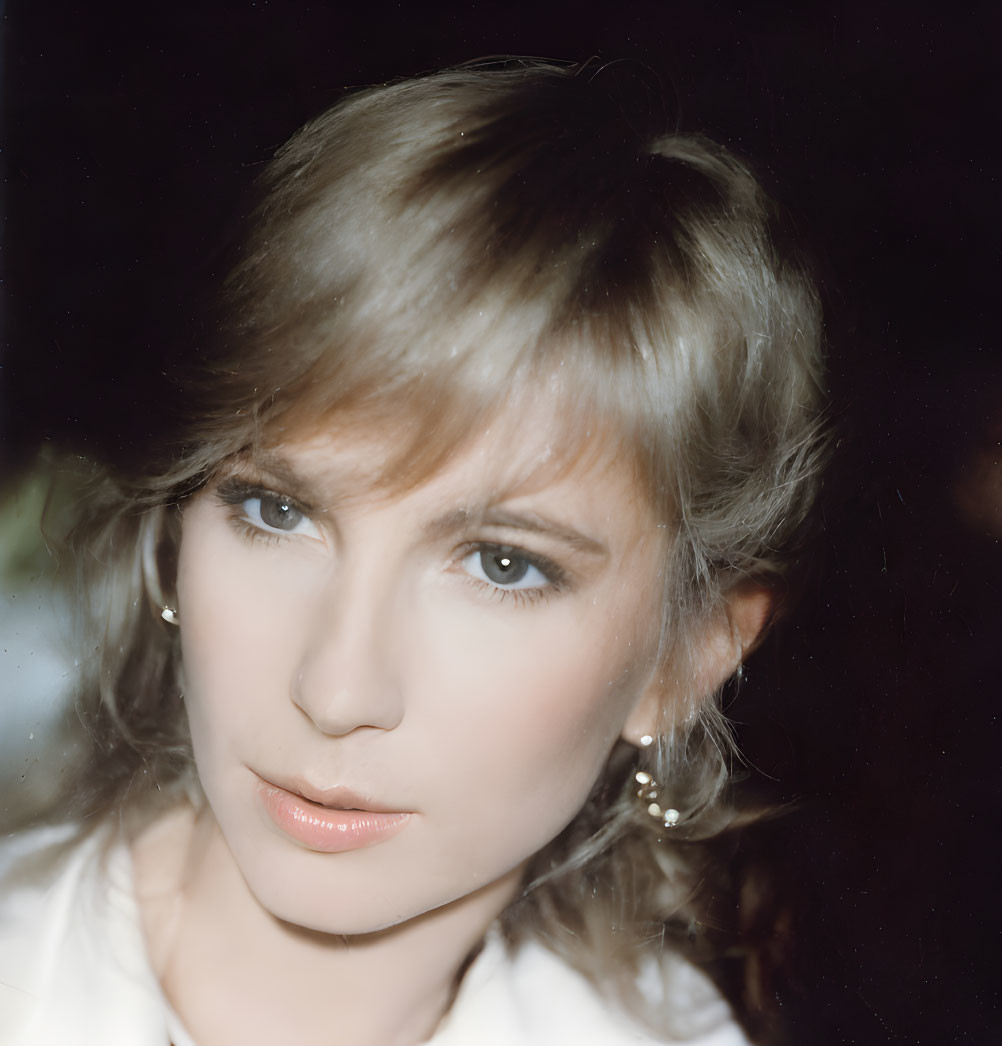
[132,403,770,1046]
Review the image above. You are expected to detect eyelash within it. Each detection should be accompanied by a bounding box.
[458,543,567,607]
[212,476,570,605]
[214,478,321,546]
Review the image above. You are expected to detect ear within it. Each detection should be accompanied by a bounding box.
[140,504,181,623]
[621,582,776,747]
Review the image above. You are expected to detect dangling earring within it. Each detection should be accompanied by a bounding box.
[161,605,180,626]
[634,769,680,828]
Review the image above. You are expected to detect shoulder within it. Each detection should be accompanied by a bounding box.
[0,823,169,1046]
[430,933,751,1046]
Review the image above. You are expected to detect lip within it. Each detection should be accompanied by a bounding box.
[255,774,411,854]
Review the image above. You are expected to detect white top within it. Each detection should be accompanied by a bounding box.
[0,825,749,1045]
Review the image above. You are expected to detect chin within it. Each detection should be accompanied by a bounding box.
[233,847,439,936]
[259,885,449,939]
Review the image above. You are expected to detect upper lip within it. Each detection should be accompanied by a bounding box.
[255,771,405,813]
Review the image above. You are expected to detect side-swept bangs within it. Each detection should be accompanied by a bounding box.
[188,63,822,642]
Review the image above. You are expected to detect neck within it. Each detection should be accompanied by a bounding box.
[132,804,522,1046]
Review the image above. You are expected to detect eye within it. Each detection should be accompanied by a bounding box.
[241,493,322,540]
[461,545,552,592]
[215,479,323,542]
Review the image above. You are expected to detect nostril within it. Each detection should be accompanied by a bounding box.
[291,583,406,735]
[292,670,404,736]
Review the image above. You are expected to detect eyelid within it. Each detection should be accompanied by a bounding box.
[214,477,323,541]
[215,477,315,515]
[460,541,568,589]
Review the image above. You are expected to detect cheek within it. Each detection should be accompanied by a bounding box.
[175,510,311,767]
[414,602,647,837]
[408,648,639,892]
[433,594,648,730]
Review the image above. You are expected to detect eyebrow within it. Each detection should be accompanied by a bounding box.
[231,450,348,511]
[233,451,309,494]
[426,507,609,558]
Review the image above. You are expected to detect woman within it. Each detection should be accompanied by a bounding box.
[0,60,825,1044]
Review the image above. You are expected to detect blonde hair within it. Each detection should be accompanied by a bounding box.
[67,59,825,1037]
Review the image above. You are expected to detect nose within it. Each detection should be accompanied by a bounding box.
[291,580,405,737]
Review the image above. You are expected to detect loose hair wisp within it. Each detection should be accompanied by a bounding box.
[68,60,826,1038]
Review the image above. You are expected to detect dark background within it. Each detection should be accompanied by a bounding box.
[3,2,1000,1042]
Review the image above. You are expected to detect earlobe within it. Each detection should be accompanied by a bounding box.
[620,684,666,748]
[620,582,776,747]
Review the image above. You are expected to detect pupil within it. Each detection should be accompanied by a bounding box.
[260,497,301,530]
[481,549,529,585]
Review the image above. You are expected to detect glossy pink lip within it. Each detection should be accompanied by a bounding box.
[256,776,411,853]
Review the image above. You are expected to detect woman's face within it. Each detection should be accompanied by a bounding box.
[176,405,667,936]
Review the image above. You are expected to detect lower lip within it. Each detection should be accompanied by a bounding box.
[258,783,411,853]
